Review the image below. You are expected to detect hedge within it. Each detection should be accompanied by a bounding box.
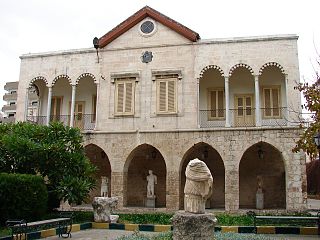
[0,173,48,225]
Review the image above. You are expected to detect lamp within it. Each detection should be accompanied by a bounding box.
[93,37,100,63]
[314,132,320,150]
[257,145,264,160]
[151,148,157,159]
[203,146,209,160]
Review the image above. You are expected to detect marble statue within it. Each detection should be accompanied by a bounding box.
[146,170,157,198]
[184,158,213,214]
[101,176,108,197]
[256,175,264,209]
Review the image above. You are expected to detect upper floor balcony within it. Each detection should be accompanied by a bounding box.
[4,81,18,91]
[2,104,16,112]
[21,61,298,132]
[3,92,17,101]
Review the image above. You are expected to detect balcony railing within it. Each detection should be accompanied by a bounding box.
[200,107,288,128]
[26,114,95,131]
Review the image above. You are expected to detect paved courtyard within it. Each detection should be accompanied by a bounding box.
[43,229,320,240]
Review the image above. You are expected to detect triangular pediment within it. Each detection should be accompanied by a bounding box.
[97,6,200,48]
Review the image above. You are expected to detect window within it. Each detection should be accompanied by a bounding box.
[31,101,38,106]
[10,90,17,94]
[263,87,280,118]
[9,102,16,106]
[156,75,177,114]
[208,89,225,119]
[51,96,63,120]
[115,78,135,115]
[140,21,154,34]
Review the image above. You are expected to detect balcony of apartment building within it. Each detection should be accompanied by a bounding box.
[2,103,17,112]
[4,81,18,91]
[3,92,17,101]
[26,74,97,131]
[199,63,288,128]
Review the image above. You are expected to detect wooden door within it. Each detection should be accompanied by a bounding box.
[73,102,85,129]
[51,96,63,121]
[234,95,254,127]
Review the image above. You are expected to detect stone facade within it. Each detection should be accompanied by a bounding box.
[14,6,306,212]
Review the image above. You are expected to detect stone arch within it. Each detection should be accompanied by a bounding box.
[239,141,286,209]
[124,144,167,208]
[180,142,225,209]
[259,62,286,75]
[229,63,254,77]
[76,73,97,85]
[29,76,48,87]
[52,74,72,86]
[84,144,111,201]
[198,65,224,80]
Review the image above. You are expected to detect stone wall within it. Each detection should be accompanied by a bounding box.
[83,127,307,212]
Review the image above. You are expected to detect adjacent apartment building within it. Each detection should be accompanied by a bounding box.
[15,6,306,212]
[2,81,39,122]
[2,81,18,121]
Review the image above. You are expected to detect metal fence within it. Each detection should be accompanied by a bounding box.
[26,114,95,131]
[199,108,288,128]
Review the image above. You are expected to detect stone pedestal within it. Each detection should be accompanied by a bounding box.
[256,191,264,210]
[172,211,217,240]
[92,197,118,222]
[146,196,156,208]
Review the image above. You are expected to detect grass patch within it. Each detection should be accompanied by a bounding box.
[0,227,11,237]
[117,213,172,225]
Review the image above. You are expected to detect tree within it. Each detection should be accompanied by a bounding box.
[0,122,96,205]
[293,61,320,160]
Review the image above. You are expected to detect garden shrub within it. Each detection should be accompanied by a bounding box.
[0,173,48,225]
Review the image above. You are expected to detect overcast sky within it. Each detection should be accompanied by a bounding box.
[0,0,319,112]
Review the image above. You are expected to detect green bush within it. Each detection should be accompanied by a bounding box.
[117,213,172,225]
[0,173,48,225]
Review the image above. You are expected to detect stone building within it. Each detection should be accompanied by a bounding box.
[15,6,306,212]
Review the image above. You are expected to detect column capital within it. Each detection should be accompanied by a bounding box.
[224,75,229,80]
[254,75,259,81]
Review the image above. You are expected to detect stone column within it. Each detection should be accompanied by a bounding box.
[111,171,126,208]
[284,74,289,124]
[286,151,307,211]
[254,75,261,126]
[94,82,99,130]
[70,84,76,127]
[166,171,180,210]
[197,78,200,128]
[46,86,52,126]
[225,166,239,212]
[224,76,230,127]
[24,87,29,121]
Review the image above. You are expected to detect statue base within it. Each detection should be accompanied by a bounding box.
[92,197,118,223]
[145,196,156,208]
[256,191,264,210]
[172,211,217,240]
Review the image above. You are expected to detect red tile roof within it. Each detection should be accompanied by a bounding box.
[98,6,200,48]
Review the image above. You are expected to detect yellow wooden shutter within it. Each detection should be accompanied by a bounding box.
[210,91,217,118]
[167,79,176,112]
[272,88,279,116]
[264,88,271,116]
[117,82,124,113]
[125,82,133,113]
[159,81,167,112]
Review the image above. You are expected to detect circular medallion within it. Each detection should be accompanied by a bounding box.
[140,21,154,34]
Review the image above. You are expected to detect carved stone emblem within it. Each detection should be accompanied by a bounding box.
[141,51,153,63]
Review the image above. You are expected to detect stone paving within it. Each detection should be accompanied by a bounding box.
[43,229,320,240]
